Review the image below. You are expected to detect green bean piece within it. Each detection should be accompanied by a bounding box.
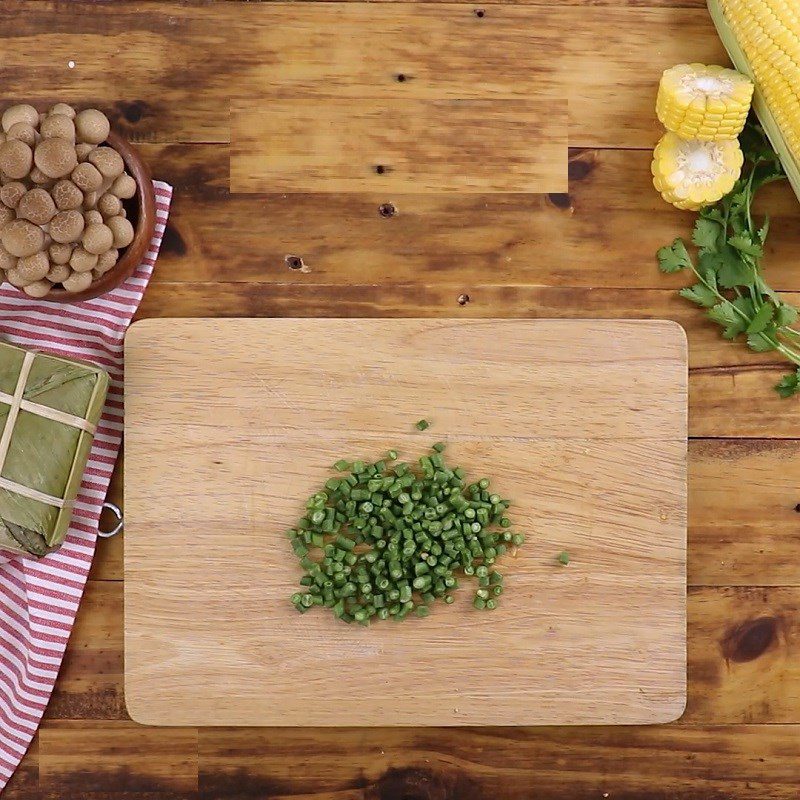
[557,550,570,565]
[415,419,430,431]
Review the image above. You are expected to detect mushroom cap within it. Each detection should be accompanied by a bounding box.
[69,246,98,272]
[83,222,114,255]
[49,209,85,244]
[97,193,122,218]
[17,188,57,225]
[46,262,71,283]
[82,190,98,210]
[75,142,94,162]
[106,215,134,248]
[87,147,124,179]
[28,166,55,187]
[71,161,103,192]
[40,114,76,143]
[1,219,45,257]
[95,247,119,275]
[1,104,39,134]
[0,245,17,271]
[48,242,74,265]
[0,205,14,230]
[0,140,33,180]
[5,266,33,288]
[0,181,26,209]
[109,172,136,200]
[51,179,84,211]
[34,137,78,179]
[63,269,92,293]
[74,109,110,146]
[22,279,52,298]
[16,251,50,282]
[6,122,37,147]
[84,209,103,225]
[49,103,76,120]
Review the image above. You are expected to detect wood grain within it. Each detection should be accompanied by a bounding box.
[0,3,726,147]
[124,319,686,726]
[231,99,568,193]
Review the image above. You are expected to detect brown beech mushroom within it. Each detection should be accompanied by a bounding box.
[74,109,110,146]
[71,161,102,192]
[0,181,25,209]
[110,173,136,199]
[96,192,122,218]
[34,137,78,179]
[49,103,76,120]
[28,166,54,187]
[84,209,103,226]
[75,143,94,162]
[95,247,119,274]
[49,242,73,265]
[1,104,38,133]
[0,140,33,180]
[106,215,134,249]
[46,263,71,283]
[0,205,14,231]
[1,219,45,257]
[5,267,32,288]
[23,279,52,298]
[16,251,50,283]
[40,114,76,143]
[0,245,16,271]
[82,191,98,210]
[87,147,124,180]
[69,246,97,272]
[6,123,36,147]
[63,269,92,293]
[17,188,56,225]
[82,222,114,255]
[51,179,83,211]
[49,209,84,244]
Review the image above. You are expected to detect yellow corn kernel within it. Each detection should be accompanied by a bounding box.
[652,131,743,210]
[710,0,800,199]
[656,63,754,141]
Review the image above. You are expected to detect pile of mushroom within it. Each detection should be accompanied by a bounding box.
[0,104,136,297]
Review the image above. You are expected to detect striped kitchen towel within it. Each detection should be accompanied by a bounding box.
[0,181,172,790]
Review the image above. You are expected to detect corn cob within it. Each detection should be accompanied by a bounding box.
[657,63,753,141]
[708,0,800,199]
[652,131,743,210]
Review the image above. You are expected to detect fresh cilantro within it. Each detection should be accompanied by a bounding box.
[656,120,800,398]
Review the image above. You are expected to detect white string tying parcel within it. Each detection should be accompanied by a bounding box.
[0,351,96,509]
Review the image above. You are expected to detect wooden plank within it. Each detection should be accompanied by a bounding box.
[124,319,686,726]
[140,146,800,294]
[38,723,197,797]
[197,724,800,799]
[92,438,800,586]
[686,588,800,724]
[48,582,800,723]
[0,3,726,147]
[231,99,568,193]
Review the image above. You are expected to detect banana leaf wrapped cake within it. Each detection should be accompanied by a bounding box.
[0,341,108,557]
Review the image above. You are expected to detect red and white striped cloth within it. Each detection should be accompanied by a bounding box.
[0,181,172,789]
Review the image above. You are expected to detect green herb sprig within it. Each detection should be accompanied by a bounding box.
[657,121,800,397]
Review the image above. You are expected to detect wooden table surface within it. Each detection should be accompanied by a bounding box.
[3,0,800,797]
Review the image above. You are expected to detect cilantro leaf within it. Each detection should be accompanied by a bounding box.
[692,218,721,251]
[775,369,800,398]
[700,207,725,225]
[747,332,776,352]
[657,238,692,273]
[746,303,775,334]
[717,248,753,289]
[775,304,799,328]
[728,234,764,258]
[679,283,718,308]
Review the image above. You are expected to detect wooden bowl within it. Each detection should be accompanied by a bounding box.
[43,130,156,303]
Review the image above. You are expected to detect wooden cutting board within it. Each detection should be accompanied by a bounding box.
[124,318,687,727]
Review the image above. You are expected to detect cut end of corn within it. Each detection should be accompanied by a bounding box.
[710,0,800,189]
[657,63,753,141]
[652,131,743,210]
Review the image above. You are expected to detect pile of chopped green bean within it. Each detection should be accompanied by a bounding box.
[288,441,523,625]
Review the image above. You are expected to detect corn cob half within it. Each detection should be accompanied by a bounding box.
[708,0,800,199]
[652,131,743,210]
[657,63,753,140]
